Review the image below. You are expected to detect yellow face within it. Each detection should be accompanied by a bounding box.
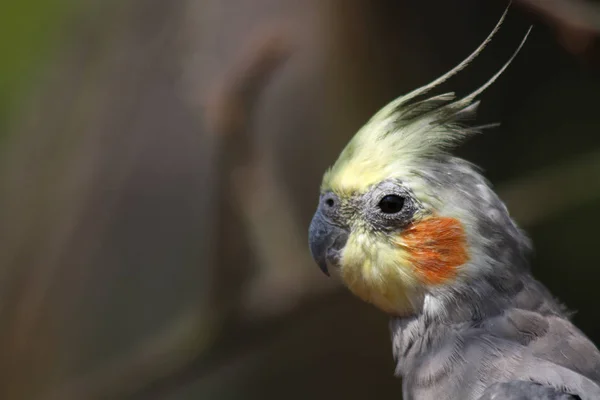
[309,177,469,316]
[339,225,416,315]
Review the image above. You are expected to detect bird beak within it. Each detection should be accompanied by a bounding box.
[308,210,348,277]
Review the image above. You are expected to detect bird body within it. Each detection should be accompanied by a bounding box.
[307,9,600,399]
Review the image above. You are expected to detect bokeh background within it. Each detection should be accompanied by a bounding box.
[1,0,600,399]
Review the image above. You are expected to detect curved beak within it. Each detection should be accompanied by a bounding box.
[308,210,348,277]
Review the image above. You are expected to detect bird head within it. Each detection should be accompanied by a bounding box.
[308,13,532,317]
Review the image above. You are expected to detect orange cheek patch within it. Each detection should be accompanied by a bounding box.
[399,217,469,285]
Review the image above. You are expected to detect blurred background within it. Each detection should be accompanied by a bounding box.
[1,0,600,399]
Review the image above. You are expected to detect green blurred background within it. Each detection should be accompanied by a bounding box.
[1,0,600,399]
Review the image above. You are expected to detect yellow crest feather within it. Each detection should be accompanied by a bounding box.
[322,10,531,195]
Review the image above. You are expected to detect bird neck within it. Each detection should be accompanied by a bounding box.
[391,271,566,377]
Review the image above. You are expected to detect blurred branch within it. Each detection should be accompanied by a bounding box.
[204,23,292,140]
[498,148,600,227]
[205,23,338,322]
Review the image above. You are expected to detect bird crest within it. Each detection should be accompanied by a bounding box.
[322,8,531,194]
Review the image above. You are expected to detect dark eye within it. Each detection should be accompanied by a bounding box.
[378,195,405,214]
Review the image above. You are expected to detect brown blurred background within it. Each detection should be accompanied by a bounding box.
[1,0,600,399]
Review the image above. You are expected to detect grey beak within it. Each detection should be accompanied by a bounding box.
[308,210,348,277]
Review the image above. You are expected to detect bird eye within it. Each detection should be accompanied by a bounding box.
[378,195,405,214]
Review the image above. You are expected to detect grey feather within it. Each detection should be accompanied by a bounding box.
[478,381,578,400]
[390,159,600,399]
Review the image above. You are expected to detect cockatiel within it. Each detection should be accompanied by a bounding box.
[308,9,600,400]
